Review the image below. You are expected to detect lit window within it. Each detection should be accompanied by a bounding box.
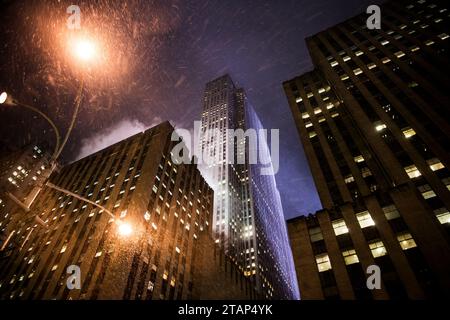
[342,249,359,265]
[443,178,450,191]
[383,205,400,220]
[295,97,303,103]
[305,122,313,128]
[353,68,363,75]
[51,264,58,271]
[60,245,67,253]
[356,211,375,228]
[375,123,387,131]
[316,254,332,272]
[438,33,449,40]
[404,165,421,178]
[434,208,450,225]
[344,175,355,184]
[402,127,416,138]
[354,155,365,163]
[397,232,417,250]
[331,60,338,67]
[369,241,387,258]
[418,184,436,199]
[427,158,444,171]
[301,112,310,119]
[394,51,405,58]
[332,219,349,236]
[425,40,434,46]
[381,57,391,64]
[309,131,317,138]
[144,211,151,221]
[361,167,372,178]
[309,227,323,242]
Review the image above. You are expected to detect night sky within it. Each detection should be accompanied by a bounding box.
[0,0,376,220]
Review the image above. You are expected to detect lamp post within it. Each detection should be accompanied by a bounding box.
[52,36,98,160]
[0,37,116,252]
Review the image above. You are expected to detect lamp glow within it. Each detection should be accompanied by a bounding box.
[73,38,97,62]
[0,92,7,104]
[118,222,133,237]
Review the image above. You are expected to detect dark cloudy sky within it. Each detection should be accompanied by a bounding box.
[0,0,378,220]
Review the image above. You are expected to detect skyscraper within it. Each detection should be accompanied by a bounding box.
[0,121,257,300]
[0,144,53,251]
[284,0,450,299]
[199,75,299,299]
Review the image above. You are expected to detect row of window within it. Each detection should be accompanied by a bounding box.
[315,232,417,272]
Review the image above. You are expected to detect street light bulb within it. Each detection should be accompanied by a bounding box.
[0,92,7,104]
[118,223,133,237]
[74,39,96,62]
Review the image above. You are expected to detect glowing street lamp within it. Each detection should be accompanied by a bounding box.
[70,37,98,63]
[117,222,133,237]
[0,91,7,104]
[73,38,97,62]
[53,36,100,161]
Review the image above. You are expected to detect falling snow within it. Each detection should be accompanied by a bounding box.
[0,0,378,218]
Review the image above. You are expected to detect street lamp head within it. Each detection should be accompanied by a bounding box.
[0,92,7,104]
[0,92,16,105]
[118,222,133,237]
[72,38,97,62]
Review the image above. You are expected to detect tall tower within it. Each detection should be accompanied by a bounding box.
[284,0,450,299]
[199,75,299,299]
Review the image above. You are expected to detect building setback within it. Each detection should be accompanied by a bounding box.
[0,121,256,300]
[284,0,450,299]
[199,75,299,299]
